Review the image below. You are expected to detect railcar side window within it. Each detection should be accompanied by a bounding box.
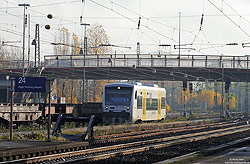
[135,91,137,99]
[146,98,158,110]
[137,96,142,109]
[161,97,166,109]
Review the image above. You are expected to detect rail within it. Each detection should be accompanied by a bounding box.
[6,122,250,163]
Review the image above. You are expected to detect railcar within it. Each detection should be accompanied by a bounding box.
[102,82,166,124]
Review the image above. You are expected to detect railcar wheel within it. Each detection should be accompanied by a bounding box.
[135,119,142,124]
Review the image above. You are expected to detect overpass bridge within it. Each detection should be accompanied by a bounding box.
[1,54,250,82]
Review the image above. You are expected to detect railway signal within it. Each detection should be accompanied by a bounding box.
[183,81,187,91]
[225,81,230,93]
[189,82,193,93]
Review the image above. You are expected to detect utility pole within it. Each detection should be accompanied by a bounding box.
[214,80,218,112]
[237,83,241,112]
[183,81,187,118]
[171,81,175,113]
[245,82,248,114]
[137,17,141,67]
[178,12,181,67]
[189,82,193,115]
[18,3,30,77]
[47,80,52,141]
[10,78,15,140]
[32,24,40,67]
[80,23,90,104]
[221,64,224,118]
[137,42,140,67]
[28,14,30,67]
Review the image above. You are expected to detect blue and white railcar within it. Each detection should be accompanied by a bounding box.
[102,82,166,124]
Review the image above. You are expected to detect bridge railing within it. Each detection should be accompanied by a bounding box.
[0,60,31,69]
[43,54,250,69]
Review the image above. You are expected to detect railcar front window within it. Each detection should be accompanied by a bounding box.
[105,87,132,106]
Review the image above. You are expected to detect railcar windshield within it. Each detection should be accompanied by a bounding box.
[105,86,132,106]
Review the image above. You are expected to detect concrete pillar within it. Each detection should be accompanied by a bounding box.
[245,82,248,114]
[214,80,218,112]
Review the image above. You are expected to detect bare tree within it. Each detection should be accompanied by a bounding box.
[86,25,112,102]
[52,27,82,103]
[87,25,111,55]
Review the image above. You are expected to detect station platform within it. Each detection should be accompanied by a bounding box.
[0,140,89,162]
[194,146,250,164]
[157,137,250,164]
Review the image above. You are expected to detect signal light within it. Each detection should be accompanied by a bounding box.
[45,25,50,30]
[47,14,53,19]
[225,81,230,93]
[127,106,130,110]
[105,106,108,110]
[183,81,187,91]
[189,83,193,93]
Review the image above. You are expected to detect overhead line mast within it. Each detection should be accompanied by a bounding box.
[18,3,30,77]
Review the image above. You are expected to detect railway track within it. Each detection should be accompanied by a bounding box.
[93,120,244,146]
[4,120,250,164]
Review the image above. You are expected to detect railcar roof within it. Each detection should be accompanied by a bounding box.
[105,82,163,89]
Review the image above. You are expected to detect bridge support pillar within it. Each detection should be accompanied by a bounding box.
[220,81,224,118]
[82,79,85,104]
[171,81,175,112]
[86,80,89,102]
[214,80,218,112]
[245,82,248,114]
[236,82,241,112]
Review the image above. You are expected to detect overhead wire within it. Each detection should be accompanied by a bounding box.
[1,0,249,58]
[80,0,86,24]
[102,0,221,54]
[139,29,158,44]
[125,28,134,48]
[1,3,86,56]
[208,0,250,38]
[223,0,250,25]
[89,0,176,42]
[29,0,79,8]
[106,0,220,54]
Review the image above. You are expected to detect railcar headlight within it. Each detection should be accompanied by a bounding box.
[105,106,108,110]
[127,106,130,110]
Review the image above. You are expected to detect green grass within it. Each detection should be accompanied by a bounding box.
[0,124,9,133]
[0,132,69,141]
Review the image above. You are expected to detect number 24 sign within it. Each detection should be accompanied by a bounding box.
[15,77,47,92]
[17,77,26,84]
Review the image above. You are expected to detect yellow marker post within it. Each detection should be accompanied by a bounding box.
[142,89,147,121]
[158,90,162,120]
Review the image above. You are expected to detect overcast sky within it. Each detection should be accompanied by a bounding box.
[1,0,250,59]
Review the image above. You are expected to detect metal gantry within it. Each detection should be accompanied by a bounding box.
[33,24,40,67]
[18,3,30,77]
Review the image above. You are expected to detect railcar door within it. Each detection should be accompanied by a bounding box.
[158,90,162,120]
[142,89,147,121]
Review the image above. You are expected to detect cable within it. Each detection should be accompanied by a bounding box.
[80,0,86,24]
[139,29,158,44]
[200,30,222,54]
[125,28,134,48]
[89,0,176,42]
[103,0,216,54]
[208,0,250,38]
[223,0,250,25]
[30,0,79,8]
